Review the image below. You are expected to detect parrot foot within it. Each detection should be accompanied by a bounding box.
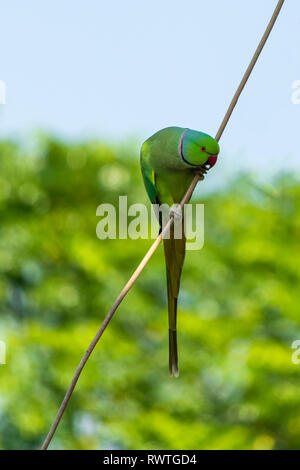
[195,163,211,180]
[194,170,205,180]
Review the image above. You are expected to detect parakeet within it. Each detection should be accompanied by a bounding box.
[140,127,220,377]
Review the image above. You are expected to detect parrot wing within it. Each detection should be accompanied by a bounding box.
[143,166,158,204]
[140,143,160,205]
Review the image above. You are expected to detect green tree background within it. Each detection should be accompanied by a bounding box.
[0,137,299,450]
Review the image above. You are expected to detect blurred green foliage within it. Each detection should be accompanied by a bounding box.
[0,136,300,450]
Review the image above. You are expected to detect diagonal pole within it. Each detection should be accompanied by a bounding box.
[41,0,285,450]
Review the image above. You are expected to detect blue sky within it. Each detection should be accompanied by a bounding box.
[0,0,299,182]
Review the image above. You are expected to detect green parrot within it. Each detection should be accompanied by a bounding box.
[140,127,220,377]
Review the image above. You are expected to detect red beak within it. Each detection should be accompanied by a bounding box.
[207,154,218,168]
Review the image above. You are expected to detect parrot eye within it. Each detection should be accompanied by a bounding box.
[200,146,206,152]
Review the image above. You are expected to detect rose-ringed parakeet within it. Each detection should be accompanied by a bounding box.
[140,127,220,377]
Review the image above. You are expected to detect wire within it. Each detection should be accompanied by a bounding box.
[41,0,286,450]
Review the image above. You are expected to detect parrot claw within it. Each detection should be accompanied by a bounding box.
[194,162,213,180]
[195,172,205,180]
[194,164,208,180]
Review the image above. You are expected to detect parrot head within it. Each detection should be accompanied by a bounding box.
[180,129,220,170]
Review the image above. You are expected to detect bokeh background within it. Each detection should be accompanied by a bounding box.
[0,0,300,450]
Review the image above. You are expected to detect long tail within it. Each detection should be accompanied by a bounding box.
[163,223,185,377]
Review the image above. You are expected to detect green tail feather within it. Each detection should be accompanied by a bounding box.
[163,224,185,377]
[169,324,179,378]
